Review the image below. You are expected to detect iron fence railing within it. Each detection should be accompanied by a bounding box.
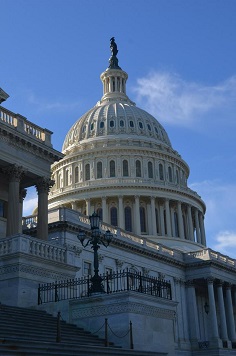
[38,270,172,304]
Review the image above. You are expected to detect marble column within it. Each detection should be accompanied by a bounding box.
[177,201,184,239]
[186,280,199,345]
[207,278,220,340]
[194,209,201,243]
[4,165,25,237]
[19,188,27,233]
[118,196,124,230]
[217,281,229,342]
[71,201,77,210]
[225,283,236,342]
[134,195,141,235]
[151,197,157,235]
[102,197,107,223]
[85,199,91,216]
[165,199,172,237]
[187,205,194,241]
[199,213,206,246]
[159,203,165,236]
[36,177,54,241]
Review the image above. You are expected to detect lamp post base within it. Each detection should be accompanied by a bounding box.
[89,275,105,294]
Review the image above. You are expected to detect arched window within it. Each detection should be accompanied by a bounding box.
[85,163,90,181]
[97,161,102,179]
[168,166,173,182]
[65,170,69,186]
[148,162,153,178]
[176,170,179,184]
[110,207,118,226]
[125,206,132,232]
[136,160,141,177]
[75,166,79,183]
[100,121,104,129]
[120,120,124,127]
[140,207,146,233]
[97,208,103,221]
[123,160,129,177]
[110,160,115,177]
[159,163,164,181]
[110,120,115,128]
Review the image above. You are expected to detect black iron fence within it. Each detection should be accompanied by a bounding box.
[38,270,172,305]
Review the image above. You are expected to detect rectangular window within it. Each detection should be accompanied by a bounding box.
[83,261,92,276]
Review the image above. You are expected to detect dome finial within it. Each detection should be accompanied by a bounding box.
[108,37,121,69]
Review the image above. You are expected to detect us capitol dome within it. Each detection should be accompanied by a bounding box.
[49,38,206,252]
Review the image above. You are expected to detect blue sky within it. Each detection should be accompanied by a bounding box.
[1,0,236,257]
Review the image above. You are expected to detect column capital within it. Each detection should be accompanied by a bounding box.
[36,177,54,194]
[19,188,27,203]
[225,282,232,290]
[3,164,26,182]
[185,279,195,287]
[206,277,215,285]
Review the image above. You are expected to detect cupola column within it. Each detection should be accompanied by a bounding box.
[164,199,172,237]
[134,195,141,235]
[187,205,194,241]
[159,202,165,236]
[194,209,201,243]
[151,197,157,235]
[86,199,91,216]
[118,196,125,229]
[177,202,184,239]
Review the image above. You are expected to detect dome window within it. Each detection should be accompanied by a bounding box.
[125,206,132,232]
[138,122,143,129]
[110,160,116,177]
[82,126,86,133]
[110,120,115,128]
[85,163,90,181]
[120,120,124,127]
[123,160,129,177]
[154,127,158,134]
[148,162,153,179]
[159,163,164,181]
[129,120,134,128]
[75,166,79,183]
[168,167,173,182]
[97,161,103,179]
[136,160,142,177]
[90,123,94,131]
[147,124,152,131]
[110,207,118,226]
[100,121,104,129]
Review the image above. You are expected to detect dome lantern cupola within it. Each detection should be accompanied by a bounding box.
[100,37,133,105]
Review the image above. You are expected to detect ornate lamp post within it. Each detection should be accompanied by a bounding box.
[77,212,112,294]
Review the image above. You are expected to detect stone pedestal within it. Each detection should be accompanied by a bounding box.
[69,291,177,355]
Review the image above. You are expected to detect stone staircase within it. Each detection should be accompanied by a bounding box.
[0,304,165,356]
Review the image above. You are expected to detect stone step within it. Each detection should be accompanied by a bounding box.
[0,338,162,356]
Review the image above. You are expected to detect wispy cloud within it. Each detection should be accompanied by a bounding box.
[132,71,236,127]
[27,92,81,112]
[214,231,236,256]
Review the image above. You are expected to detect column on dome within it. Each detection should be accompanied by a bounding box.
[150,197,157,235]
[174,278,185,343]
[216,281,229,343]
[207,278,220,342]
[134,195,141,235]
[36,177,54,241]
[118,196,124,230]
[159,201,165,236]
[186,280,199,345]
[4,165,25,237]
[71,201,77,211]
[194,209,201,243]
[164,199,172,237]
[177,201,184,239]
[102,197,107,223]
[170,205,176,237]
[85,199,91,216]
[19,188,27,233]
[199,212,206,245]
[187,205,194,241]
[225,283,236,342]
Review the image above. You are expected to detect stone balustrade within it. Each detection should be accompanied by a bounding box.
[0,106,52,146]
[186,248,236,267]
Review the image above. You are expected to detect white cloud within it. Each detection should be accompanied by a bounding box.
[132,71,236,127]
[214,231,236,255]
[23,188,37,216]
[27,92,81,112]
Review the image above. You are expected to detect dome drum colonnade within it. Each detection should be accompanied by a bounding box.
[49,38,206,248]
